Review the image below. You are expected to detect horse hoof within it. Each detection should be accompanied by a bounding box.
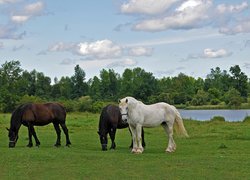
[166,147,175,153]
[131,148,137,153]
[66,144,71,147]
[27,144,33,148]
[136,148,143,154]
[54,144,61,147]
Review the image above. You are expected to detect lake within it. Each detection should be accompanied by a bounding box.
[179,109,250,122]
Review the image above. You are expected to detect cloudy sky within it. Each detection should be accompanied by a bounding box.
[1,0,250,80]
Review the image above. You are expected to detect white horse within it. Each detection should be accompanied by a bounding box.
[119,96,188,154]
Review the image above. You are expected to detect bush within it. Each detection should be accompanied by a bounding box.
[18,95,45,105]
[243,116,250,123]
[210,98,220,105]
[77,96,93,112]
[210,116,225,122]
[60,100,77,112]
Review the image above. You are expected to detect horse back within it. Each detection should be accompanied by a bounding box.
[22,103,66,125]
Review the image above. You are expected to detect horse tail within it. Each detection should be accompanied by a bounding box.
[174,108,189,138]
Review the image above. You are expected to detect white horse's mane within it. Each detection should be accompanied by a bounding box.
[124,96,143,106]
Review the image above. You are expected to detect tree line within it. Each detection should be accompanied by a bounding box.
[0,60,249,113]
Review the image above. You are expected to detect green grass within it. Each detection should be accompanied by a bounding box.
[1,113,250,179]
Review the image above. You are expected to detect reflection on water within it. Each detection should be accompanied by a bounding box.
[178,109,250,122]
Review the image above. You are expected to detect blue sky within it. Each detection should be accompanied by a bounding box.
[1,0,250,81]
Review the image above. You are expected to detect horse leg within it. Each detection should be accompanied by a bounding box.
[141,127,146,148]
[27,124,33,147]
[53,122,61,147]
[162,122,176,153]
[129,124,138,153]
[128,128,133,148]
[60,123,71,146]
[30,126,40,147]
[109,127,117,150]
[135,124,143,153]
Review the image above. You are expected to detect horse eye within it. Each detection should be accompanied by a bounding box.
[126,107,128,111]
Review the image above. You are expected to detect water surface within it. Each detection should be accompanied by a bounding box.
[178,109,250,122]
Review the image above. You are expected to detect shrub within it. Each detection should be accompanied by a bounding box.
[210,98,220,105]
[210,116,225,122]
[243,116,250,123]
[77,96,93,112]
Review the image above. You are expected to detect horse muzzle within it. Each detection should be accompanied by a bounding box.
[121,113,128,123]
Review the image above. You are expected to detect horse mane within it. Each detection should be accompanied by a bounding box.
[10,103,31,130]
[125,96,143,107]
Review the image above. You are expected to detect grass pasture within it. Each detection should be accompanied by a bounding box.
[1,112,250,179]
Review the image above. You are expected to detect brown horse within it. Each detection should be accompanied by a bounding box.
[98,104,145,151]
[7,103,71,148]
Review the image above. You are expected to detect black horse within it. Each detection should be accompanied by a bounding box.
[7,103,71,148]
[98,104,145,151]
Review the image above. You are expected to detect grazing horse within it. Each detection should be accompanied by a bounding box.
[119,97,188,154]
[7,103,71,148]
[98,104,145,151]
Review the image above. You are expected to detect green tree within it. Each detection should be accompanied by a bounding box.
[71,65,88,99]
[58,76,73,99]
[35,72,51,98]
[224,88,242,108]
[120,68,134,97]
[191,90,209,106]
[208,88,222,105]
[229,65,248,99]
[88,76,101,100]
[99,69,120,101]
[204,67,231,92]
[0,61,23,112]
[132,67,158,102]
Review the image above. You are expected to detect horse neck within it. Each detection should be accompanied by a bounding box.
[10,105,26,132]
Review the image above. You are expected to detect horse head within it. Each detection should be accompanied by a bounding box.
[118,98,129,123]
[7,128,19,148]
[97,131,108,151]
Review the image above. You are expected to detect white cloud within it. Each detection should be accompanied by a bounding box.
[10,1,45,24]
[0,24,26,39]
[76,39,122,59]
[216,2,248,14]
[203,48,232,58]
[49,40,153,60]
[128,46,153,56]
[11,15,30,23]
[176,0,202,12]
[219,19,250,34]
[49,42,75,52]
[0,0,19,4]
[134,0,212,31]
[107,58,137,68]
[121,0,179,15]
[24,1,44,15]
[121,0,250,35]
[185,48,232,60]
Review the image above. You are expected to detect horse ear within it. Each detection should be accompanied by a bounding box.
[6,127,9,131]
[126,98,128,103]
